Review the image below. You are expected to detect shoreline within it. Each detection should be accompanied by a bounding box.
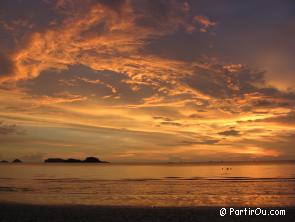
[1,202,294,222]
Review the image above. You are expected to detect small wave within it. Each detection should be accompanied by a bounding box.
[181,177,204,180]
[31,176,295,183]
[202,177,295,182]
[164,176,183,179]
[0,186,32,192]
[121,178,162,182]
[35,178,104,183]
[162,176,295,182]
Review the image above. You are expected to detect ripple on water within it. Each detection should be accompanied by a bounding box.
[0,186,33,192]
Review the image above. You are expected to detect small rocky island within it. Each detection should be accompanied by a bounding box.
[0,159,23,163]
[44,156,109,163]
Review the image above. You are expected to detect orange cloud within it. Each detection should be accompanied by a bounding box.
[0,0,294,162]
[194,15,216,32]
[1,0,196,83]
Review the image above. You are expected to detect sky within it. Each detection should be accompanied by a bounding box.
[0,0,294,163]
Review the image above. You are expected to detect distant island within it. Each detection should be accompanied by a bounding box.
[44,156,109,163]
[0,159,23,163]
[12,159,22,163]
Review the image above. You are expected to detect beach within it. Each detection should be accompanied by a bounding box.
[0,203,294,222]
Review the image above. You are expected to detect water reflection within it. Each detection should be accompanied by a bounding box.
[0,163,295,206]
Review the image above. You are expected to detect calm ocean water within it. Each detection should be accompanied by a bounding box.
[0,162,295,206]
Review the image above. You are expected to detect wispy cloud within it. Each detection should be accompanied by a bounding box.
[0,0,294,162]
[193,15,216,32]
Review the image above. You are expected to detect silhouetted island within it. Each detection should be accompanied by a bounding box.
[0,160,9,163]
[44,157,109,163]
[12,159,22,163]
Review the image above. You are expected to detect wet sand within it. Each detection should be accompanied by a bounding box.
[0,202,294,222]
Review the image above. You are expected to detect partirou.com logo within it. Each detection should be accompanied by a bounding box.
[219,208,286,216]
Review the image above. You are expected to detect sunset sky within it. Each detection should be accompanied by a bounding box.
[0,0,294,162]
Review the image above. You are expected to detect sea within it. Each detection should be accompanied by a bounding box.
[0,162,295,207]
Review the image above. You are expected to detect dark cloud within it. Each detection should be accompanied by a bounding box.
[253,99,273,107]
[180,139,220,145]
[142,28,213,62]
[252,99,291,108]
[18,65,157,105]
[218,129,240,136]
[181,64,295,116]
[160,121,182,126]
[0,0,62,33]
[258,87,295,101]
[259,112,295,125]
[0,122,18,135]
[0,53,14,77]
[133,0,190,32]
[188,113,204,119]
[153,116,174,121]
[183,66,265,99]
[98,0,127,14]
